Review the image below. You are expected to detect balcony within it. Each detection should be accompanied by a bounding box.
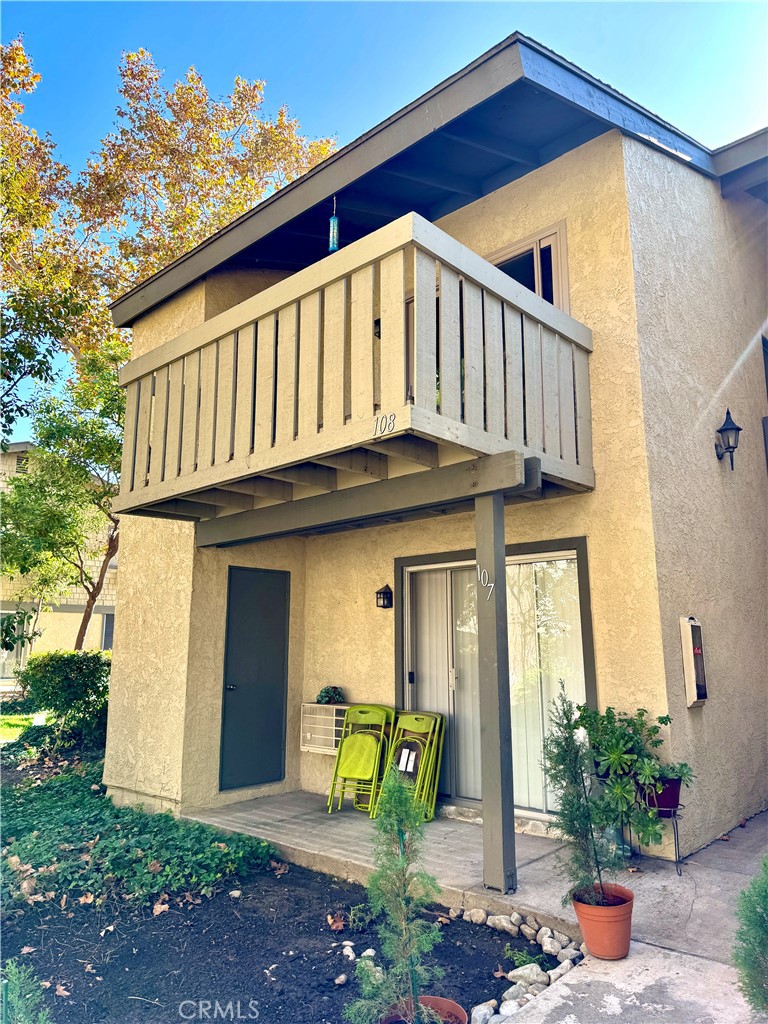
[115,214,593,526]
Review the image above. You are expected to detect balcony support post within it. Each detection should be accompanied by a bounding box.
[474,490,517,893]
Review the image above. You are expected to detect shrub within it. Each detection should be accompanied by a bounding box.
[2,764,275,905]
[0,959,53,1024]
[733,857,768,1015]
[17,651,110,729]
[344,768,443,1024]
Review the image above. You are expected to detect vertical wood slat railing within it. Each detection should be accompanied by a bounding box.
[115,213,593,515]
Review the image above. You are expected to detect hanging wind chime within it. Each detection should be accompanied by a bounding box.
[329,196,340,253]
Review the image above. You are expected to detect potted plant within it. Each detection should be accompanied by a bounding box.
[543,687,635,960]
[636,759,694,817]
[343,768,466,1024]
[316,685,345,705]
[576,704,667,853]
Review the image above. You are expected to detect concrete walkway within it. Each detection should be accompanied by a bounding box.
[186,794,767,1023]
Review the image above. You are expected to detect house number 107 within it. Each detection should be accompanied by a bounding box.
[477,565,495,600]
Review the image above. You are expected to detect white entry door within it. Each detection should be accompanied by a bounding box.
[406,552,587,811]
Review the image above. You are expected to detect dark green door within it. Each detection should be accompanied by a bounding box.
[219,566,290,791]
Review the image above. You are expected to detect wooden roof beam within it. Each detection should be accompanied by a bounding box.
[380,166,483,199]
[363,435,439,468]
[440,129,539,167]
[261,462,338,490]
[313,449,388,479]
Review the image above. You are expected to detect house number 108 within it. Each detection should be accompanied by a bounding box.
[373,413,397,436]
[477,565,495,600]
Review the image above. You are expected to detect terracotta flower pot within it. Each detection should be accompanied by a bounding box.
[382,995,468,1024]
[573,882,634,960]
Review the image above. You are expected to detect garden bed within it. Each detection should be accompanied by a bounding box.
[2,862,559,1024]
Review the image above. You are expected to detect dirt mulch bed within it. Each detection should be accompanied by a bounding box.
[2,863,557,1024]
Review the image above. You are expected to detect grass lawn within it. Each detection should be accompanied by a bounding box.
[0,713,34,744]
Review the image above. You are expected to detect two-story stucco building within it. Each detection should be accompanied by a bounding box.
[103,33,767,892]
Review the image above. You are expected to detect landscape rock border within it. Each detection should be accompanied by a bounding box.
[449,908,588,1022]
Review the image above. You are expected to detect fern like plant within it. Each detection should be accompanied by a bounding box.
[543,686,625,907]
[343,768,443,1024]
[1,959,54,1024]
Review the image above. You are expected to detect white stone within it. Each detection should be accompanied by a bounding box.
[580,942,588,956]
[469,908,488,925]
[557,947,582,963]
[547,959,574,983]
[540,936,563,956]
[341,940,355,946]
[499,1000,521,1016]
[360,948,376,958]
[470,1004,495,1024]
[524,914,540,930]
[334,974,347,986]
[519,924,538,942]
[228,889,242,898]
[509,912,524,927]
[501,984,527,1001]
[449,907,462,919]
[529,984,546,995]
[552,930,571,946]
[535,926,552,944]
[505,963,550,987]
[342,946,356,961]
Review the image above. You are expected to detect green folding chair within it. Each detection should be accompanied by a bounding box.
[375,711,445,821]
[327,705,390,817]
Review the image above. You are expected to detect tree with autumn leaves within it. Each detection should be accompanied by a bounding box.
[1,38,335,648]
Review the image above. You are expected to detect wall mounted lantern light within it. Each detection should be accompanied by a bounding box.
[376,584,393,609]
[714,409,742,470]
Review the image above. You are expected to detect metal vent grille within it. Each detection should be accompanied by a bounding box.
[300,703,349,755]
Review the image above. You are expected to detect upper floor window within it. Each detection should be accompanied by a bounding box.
[485,222,569,313]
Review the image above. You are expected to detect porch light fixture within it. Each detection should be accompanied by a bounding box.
[715,409,742,470]
[376,584,393,609]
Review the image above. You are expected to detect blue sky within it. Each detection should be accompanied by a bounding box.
[4,2,766,441]
[5,1,767,168]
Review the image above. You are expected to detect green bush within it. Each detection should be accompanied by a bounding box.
[733,856,768,1015]
[3,764,275,905]
[17,651,110,728]
[0,959,53,1024]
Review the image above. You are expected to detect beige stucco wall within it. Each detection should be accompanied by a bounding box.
[624,136,768,851]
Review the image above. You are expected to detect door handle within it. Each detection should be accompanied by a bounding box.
[225,685,237,691]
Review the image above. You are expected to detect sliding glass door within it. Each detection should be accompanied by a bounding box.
[406,551,587,812]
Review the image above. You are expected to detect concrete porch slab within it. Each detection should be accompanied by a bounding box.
[513,940,754,1024]
[184,793,767,967]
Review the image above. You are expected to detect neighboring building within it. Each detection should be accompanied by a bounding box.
[0,442,117,681]
[103,33,767,890]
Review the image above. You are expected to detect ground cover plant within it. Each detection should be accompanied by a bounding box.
[2,764,274,911]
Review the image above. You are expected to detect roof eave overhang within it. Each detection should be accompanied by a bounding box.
[110,32,721,329]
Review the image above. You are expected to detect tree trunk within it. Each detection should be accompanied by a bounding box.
[28,595,44,654]
[74,529,119,650]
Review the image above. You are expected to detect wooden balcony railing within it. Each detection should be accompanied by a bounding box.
[115,213,593,519]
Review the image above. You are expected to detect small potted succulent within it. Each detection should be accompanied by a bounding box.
[316,685,345,705]
[636,759,694,817]
[343,768,467,1023]
[543,687,635,960]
